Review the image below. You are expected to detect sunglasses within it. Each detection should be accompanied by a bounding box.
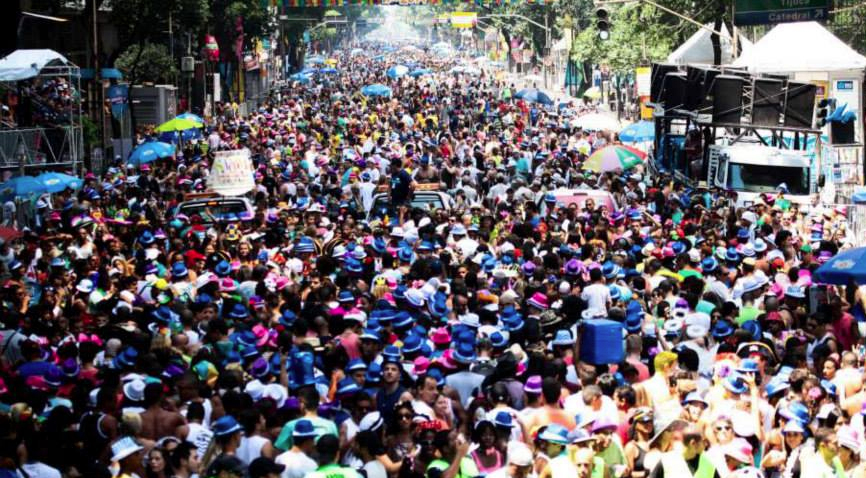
[715,425,732,431]
[398,413,413,420]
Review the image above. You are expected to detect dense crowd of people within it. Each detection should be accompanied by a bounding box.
[1,77,78,129]
[0,42,864,478]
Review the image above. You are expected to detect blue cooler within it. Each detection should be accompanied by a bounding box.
[579,319,625,365]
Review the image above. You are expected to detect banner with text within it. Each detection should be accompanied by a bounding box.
[209,149,255,197]
[450,12,478,28]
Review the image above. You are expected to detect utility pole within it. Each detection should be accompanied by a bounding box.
[543,12,549,89]
[93,0,105,162]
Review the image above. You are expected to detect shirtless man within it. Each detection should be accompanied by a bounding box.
[176,371,225,427]
[140,382,187,441]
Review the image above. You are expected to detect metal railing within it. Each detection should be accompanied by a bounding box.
[0,126,83,172]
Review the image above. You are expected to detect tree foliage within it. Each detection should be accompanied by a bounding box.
[570,0,731,72]
[571,3,678,73]
[115,42,177,84]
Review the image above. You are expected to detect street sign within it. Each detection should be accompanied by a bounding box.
[735,0,829,26]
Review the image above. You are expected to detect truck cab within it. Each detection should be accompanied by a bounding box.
[174,192,255,225]
[708,144,816,208]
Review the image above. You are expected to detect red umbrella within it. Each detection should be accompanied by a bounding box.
[0,226,23,242]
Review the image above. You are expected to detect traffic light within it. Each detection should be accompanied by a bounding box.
[816,98,836,127]
[596,7,610,40]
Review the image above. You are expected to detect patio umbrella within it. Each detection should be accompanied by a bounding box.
[450,65,481,76]
[290,73,312,84]
[155,117,202,133]
[361,84,392,98]
[129,141,176,166]
[813,247,866,284]
[571,112,622,131]
[514,88,554,106]
[176,112,204,124]
[581,145,647,173]
[0,176,47,198]
[386,65,409,79]
[35,172,83,193]
[583,86,602,99]
[350,48,364,56]
[619,120,655,143]
[409,68,432,77]
[157,128,201,143]
[0,226,22,243]
[318,67,338,74]
[307,55,325,65]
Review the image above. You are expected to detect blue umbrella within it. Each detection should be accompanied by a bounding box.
[158,128,201,144]
[128,141,176,166]
[409,68,432,78]
[0,176,47,198]
[814,247,866,284]
[318,67,338,74]
[386,65,409,79]
[361,84,392,98]
[290,72,312,84]
[514,88,554,106]
[35,172,83,193]
[176,112,204,124]
[619,120,655,143]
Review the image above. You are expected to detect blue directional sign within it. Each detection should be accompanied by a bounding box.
[735,0,829,26]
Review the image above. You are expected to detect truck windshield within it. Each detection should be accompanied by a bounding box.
[727,163,810,195]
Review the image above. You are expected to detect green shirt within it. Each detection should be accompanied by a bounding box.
[308,463,362,478]
[274,416,338,451]
[597,443,626,478]
[592,456,606,478]
[737,305,760,326]
[428,457,480,478]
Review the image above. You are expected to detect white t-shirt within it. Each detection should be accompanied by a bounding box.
[363,460,388,478]
[18,462,61,478]
[276,450,318,478]
[237,435,270,465]
[185,422,214,459]
[581,283,611,312]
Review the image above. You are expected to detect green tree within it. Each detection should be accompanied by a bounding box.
[571,2,677,72]
[115,42,177,84]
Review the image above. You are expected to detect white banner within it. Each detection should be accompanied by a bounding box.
[209,149,254,197]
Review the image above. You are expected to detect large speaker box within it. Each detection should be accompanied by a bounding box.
[684,67,707,110]
[661,72,688,109]
[752,78,784,127]
[651,64,678,103]
[831,121,855,144]
[784,82,817,129]
[698,68,720,110]
[710,75,744,124]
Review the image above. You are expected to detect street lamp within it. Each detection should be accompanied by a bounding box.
[17,11,69,42]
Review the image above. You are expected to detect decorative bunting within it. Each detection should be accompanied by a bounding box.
[280,0,551,7]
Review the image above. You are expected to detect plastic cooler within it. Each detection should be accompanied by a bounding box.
[579,319,625,365]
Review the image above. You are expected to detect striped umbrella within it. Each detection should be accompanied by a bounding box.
[581,145,647,173]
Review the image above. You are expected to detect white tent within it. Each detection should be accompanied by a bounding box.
[667,24,753,65]
[0,49,73,81]
[732,22,866,73]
